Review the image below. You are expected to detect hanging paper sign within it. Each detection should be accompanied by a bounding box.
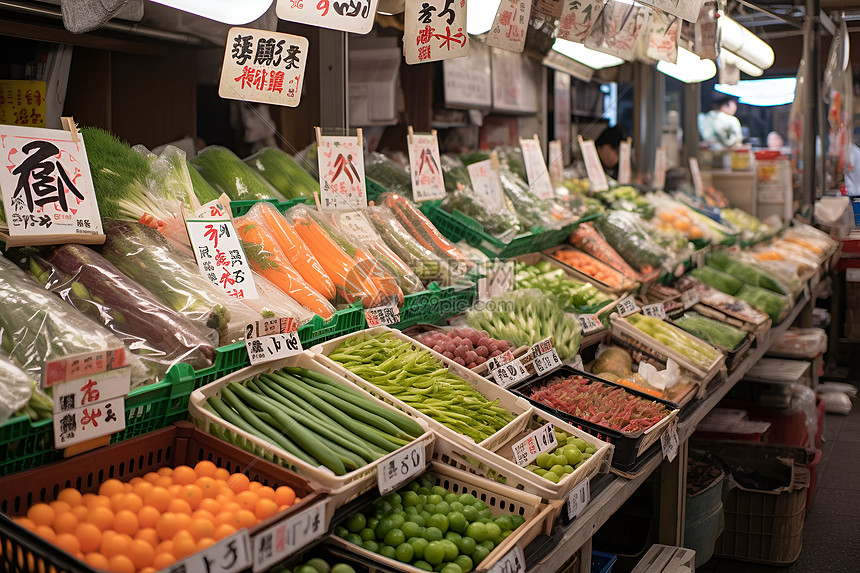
[404,0,469,64]
[275,0,379,34]
[536,0,564,18]
[645,10,680,64]
[187,217,259,300]
[578,137,609,192]
[585,0,650,61]
[719,61,740,86]
[693,2,718,58]
[443,41,492,108]
[467,159,506,214]
[0,80,46,127]
[42,348,127,389]
[520,137,555,200]
[219,28,308,108]
[652,147,667,190]
[617,139,632,184]
[661,418,679,462]
[558,0,604,42]
[553,72,572,159]
[0,123,104,247]
[317,131,367,211]
[638,0,705,24]
[486,0,531,53]
[566,477,591,520]
[689,157,704,197]
[548,140,565,184]
[407,130,446,201]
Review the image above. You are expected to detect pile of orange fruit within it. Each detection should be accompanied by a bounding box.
[11,460,299,573]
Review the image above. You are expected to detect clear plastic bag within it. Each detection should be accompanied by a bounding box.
[240,272,316,326]
[0,352,37,425]
[26,244,217,382]
[595,210,673,274]
[365,151,414,198]
[675,275,770,325]
[769,328,828,358]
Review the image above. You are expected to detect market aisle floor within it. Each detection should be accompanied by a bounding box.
[699,400,860,573]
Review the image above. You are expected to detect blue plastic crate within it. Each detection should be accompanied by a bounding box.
[591,551,618,573]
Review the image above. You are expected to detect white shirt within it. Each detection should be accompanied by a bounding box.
[698,110,744,148]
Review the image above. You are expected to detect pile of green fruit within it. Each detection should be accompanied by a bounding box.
[334,477,526,572]
[525,430,597,483]
[276,558,356,573]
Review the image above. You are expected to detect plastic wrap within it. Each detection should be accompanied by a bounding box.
[0,352,37,425]
[497,161,571,230]
[189,146,286,201]
[648,193,715,241]
[689,266,744,295]
[733,285,790,324]
[675,276,770,326]
[769,328,828,358]
[625,313,721,370]
[707,251,791,295]
[720,208,773,242]
[243,147,318,200]
[329,210,425,294]
[672,311,747,351]
[513,260,611,313]
[366,206,453,285]
[0,252,149,387]
[569,222,641,280]
[233,212,336,320]
[546,247,632,290]
[595,210,672,274]
[27,244,217,381]
[284,204,403,308]
[102,220,259,345]
[365,151,414,198]
[782,223,837,258]
[241,272,316,325]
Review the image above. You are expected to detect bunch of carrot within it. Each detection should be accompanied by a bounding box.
[549,247,630,289]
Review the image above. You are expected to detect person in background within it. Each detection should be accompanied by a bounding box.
[595,125,628,181]
[767,131,785,150]
[698,95,744,149]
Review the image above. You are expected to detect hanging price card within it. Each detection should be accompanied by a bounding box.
[616,295,640,318]
[512,423,558,466]
[407,130,446,201]
[378,442,426,494]
[576,314,603,334]
[491,358,530,388]
[566,477,591,520]
[365,305,400,327]
[404,0,469,64]
[220,28,308,108]
[486,0,531,53]
[558,0,604,42]
[652,147,666,190]
[689,157,704,197]
[578,137,609,192]
[251,502,328,571]
[245,318,303,365]
[681,289,700,309]
[276,0,379,34]
[641,303,667,320]
[661,418,679,462]
[520,137,555,200]
[317,130,367,211]
[187,217,259,300]
[548,140,564,184]
[467,159,506,214]
[488,546,525,573]
[174,529,252,573]
[618,139,632,184]
[0,123,104,247]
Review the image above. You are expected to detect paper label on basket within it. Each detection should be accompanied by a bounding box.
[512,422,558,466]
[195,200,230,220]
[681,289,700,310]
[690,157,704,197]
[51,366,130,414]
[172,528,252,573]
[661,418,679,462]
[566,477,590,520]
[377,441,426,495]
[576,314,603,334]
[332,210,377,243]
[42,347,128,389]
[488,545,526,573]
[408,132,447,200]
[641,303,667,320]
[616,295,640,318]
[245,320,303,365]
[520,137,555,200]
[530,337,554,357]
[467,159,506,215]
[251,501,328,571]
[365,305,400,327]
[318,134,367,211]
[533,349,562,376]
[618,139,632,185]
[579,137,609,192]
[54,396,125,449]
[187,217,259,300]
[491,357,530,388]
[486,349,516,373]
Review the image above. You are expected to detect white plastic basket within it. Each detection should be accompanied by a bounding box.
[309,326,534,454]
[328,462,562,573]
[188,351,435,506]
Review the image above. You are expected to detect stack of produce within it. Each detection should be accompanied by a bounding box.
[545,247,636,291]
[190,146,286,201]
[624,314,721,370]
[412,328,515,369]
[276,558,357,573]
[203,366,425,476]
[365,152,414,198]
[334,476,526,571]
[720,208,773,243]
[590,185,654,219]
[244,147,318,200]
[9,460,301,572]
[524,428,598,483]
[672,312,747,351]
[674,276,771,327]
[466,289,583,361]
[569,222,643,282]
[595,211,686,276]
[703,251,791,323]
[513,261,612,313]
[327,332,514,443]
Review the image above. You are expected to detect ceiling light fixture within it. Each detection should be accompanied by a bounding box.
[151,0,274,24]
[552,39,625,70]
[657,47,716,83]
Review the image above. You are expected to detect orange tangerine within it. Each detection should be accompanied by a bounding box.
[156,467,173,477]
[173,513,192,532]
[196,537,217,550]
[128,538,155,569]
[248,481,263,491]
[49,500,71,515]
[155,540,175,555]
[84,552,109,570]
[222,502,241,515]
[113,510,139,536]
[214,511,240,529]
[235,490,259,511]
[140,568,157,573]
[99,479,126,498]
[137,505,160,529]
[167,498,192,515]
[34,525,56,543]
[194,460,217,478]
[143,487,171,513]
[214,479,229,494]
[198,498,221,515]
[109,493,126,513]
[167,484,184,500]
[84,495,111,510]
[236,509,257,529]
[179,484,203,510]
[75,522,102,553]
[255,497,279,522]
[274,486,296,507]
[134,527,159,547]
[214,467,229,481]
[132,480,154,500]
[86,506,114,531]
[13,517,37,531]
[152,551,176,570]
[213,523,236,541]
[172,534,197,559]
[119,493,143,514]
[196,477,219,499]
[106,554,135,573]
[27,504,55,527]
[226,473,250,493]
[191,509,215,522]
[100,531,130,558]
[155,513,182,541]
[71,504,89,521]
[56,488,83,507]
[256,486,276,501]
[188,518,215,541]
[55,532,81,556]
[172,465,197,486]
[142,472,160,484]
[154,475,173,489]
[53,511,79,535]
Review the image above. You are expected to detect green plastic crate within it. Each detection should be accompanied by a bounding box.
[394,282,477,329]
[229,196,311,217]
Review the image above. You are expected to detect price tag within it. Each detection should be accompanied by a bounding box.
[251,502,327,571]
[377,442,426,494]
[488,545,525,573]
[689,157,704,197]
[245,318,302,365]
[486,0,531,53]
[548,140,564,184]
[42,348,127,389]
[54,396,125,449]
[696,250,706,269]
[333,211,377,243]
[0,80,46,127]
[407,131,447,201]
[616,295,640,318]
[511,423,558,466]
[641,303,668,320]
[467,159,506,215]
[652,147,667,190]
[486,350,516,372]
[365,305,400,327]
[489,260,514,299]
[576,314,603,334]
[317,131,367,211]
[491,358,530,388]
[187,217,259,300]
[681,289,700,309]
[533,349,562,376]
[195,200,230,220]
[661,418,679,463]
[617,139,632,184]
[566,477,591,520]
[530,338,554,357]
[520,137,555,200]
[51,366,131,414]
[174,528,252,573]
[276,0,379,34]
[578,137,609,192]
[404,1,469,64]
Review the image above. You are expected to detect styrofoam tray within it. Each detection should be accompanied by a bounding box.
[310,326,534,454]
[188,351,435,506]
[328,462,562,573]
[433,406,613,501]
